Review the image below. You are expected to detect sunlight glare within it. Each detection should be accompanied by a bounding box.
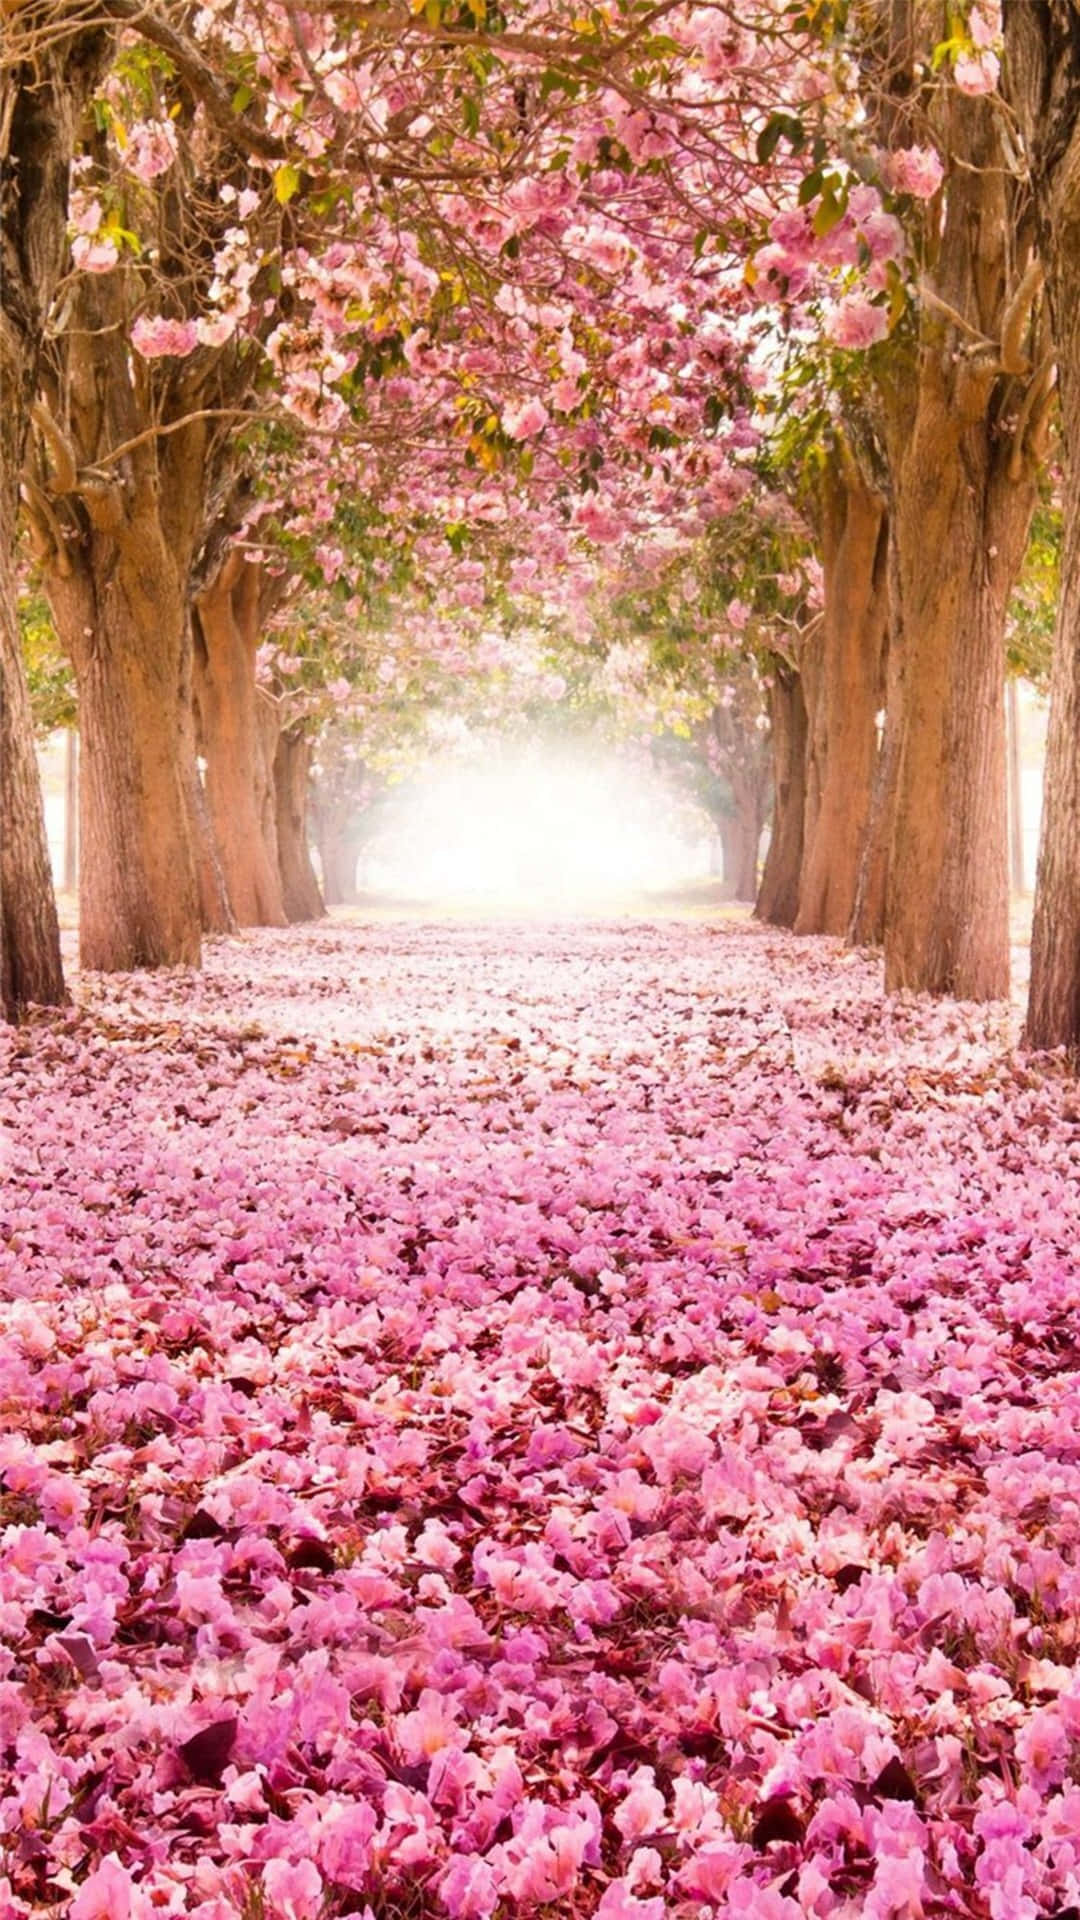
[360,748,711,908]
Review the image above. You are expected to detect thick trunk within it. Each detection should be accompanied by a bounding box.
[1025,307,1080,1045]
[884,380,1035,999]
[63,727,78,894]
[0,517,66,1016]
[872,81,1046,999]
[795,450,888,936]
[848,587,903,949]
[755,658,808,928]
[274,729,325,923]
[47,541,201,973]
[194,556,286,927]
[0,36,104,1017]
[1006,675,1026,895]
[719,809,760,903]
[1003,0,1080,1047]
[181,677,234,937]
[318,825,362,907]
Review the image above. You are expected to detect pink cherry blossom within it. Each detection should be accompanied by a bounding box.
[130,314,200,358]
[826,293,891,349]
[501,398,550,440]
[889,145,946,199]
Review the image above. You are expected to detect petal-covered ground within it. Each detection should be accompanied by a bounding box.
[2,918,1080,1920]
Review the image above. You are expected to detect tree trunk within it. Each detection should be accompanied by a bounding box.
[1006,675,1026,895]
[63,727,78,895]
[883,373,1036,999]
[0,528,66,1017]
[1003,0,1080,1047]
[719,810,760,903]
[1023,300,1080,1045]
[194,554,286,927]
[867,74,1048,999]
[180,612,233,935]
[848,593,902,949]
[0,32,104,1017]
[318,824,362,906]
[274,728,325,922]
[755,658,808,928]
[795,446,888,936]
[48,540,201,972]
[797,613,826,898]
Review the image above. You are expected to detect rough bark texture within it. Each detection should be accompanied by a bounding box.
[31,269,236,972]
[848,556,904,949]
[48,535,202,971]
[1004,0,1080,1047]
[873,66,1047,1000]
[180,629,234,936]
[755,658,808,929]
[274,729,326,923]
[0,34,104,1015]
[795,446,888,937]
[0,530,66,1015]
[194,554,287,927]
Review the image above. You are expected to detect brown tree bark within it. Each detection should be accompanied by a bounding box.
[834,6,1052,998]
[30,271,237,972]
[193,553,287,927]
[883,361,1038,998]
[848,564,903,949]
[63,728,79,895]
[180,640,234,936]
[47,534,201,971]
[719,808,761,903]
[0,30,104,1016]
[1003,0,1080,1047]
[863,43,1049,999]
[755,657,808,929]
[274,728,326,922]
[795,444,888,937]
[0,534,66,1016]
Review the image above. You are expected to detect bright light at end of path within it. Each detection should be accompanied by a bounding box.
[361,750,710,908]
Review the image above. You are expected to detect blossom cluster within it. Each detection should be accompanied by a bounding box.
[3,919,1080,1918]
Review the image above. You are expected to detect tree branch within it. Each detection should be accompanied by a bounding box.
[999,256,1043,376]
[31,401,78,493]
[97,0,286,161]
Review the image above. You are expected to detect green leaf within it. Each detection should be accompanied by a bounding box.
[798,167,823,206]
[756,112,805,165]
[812,185,846,236]
[231,83,254,113]
[273,163,302,204]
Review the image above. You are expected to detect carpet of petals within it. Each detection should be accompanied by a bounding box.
[3,917,1080,1920]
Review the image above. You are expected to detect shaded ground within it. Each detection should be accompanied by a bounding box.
[1,917,1077,1919]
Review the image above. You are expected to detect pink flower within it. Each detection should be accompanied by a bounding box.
[1015,1707,1070,1789]
[501,398,549,440]
[131,314,199,359]
[954,48,1000,94]
[596,1882,666,1920]
[826,294,890,350]
[727,599,751,633]
[613,1768,665,1841]
[72,234,119,274]
[889,145,945,200]
[70,1857,150,1920]
[439,1854,500,1919]
[126,120,178,182]
[262,1858,323,1920]
[196,312,238,348]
